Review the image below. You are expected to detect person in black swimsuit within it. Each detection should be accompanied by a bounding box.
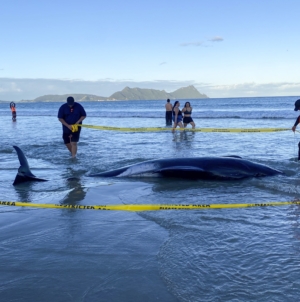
[182,102,195,129]
[172,100,184,131]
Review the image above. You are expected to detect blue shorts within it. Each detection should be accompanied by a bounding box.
[172,116,183,123]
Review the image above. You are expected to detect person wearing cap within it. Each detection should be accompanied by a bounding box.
[58,96,86,158]
[292,99,300,160]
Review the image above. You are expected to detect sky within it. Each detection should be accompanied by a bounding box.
[1,0,300,101]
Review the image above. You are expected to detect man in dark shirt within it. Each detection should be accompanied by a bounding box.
[292,99,300,160]
[57,96,86,158]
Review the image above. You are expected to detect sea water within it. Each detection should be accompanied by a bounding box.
[1,97,300,301]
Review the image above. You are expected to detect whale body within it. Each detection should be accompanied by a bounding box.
[90,157,283,180]
[12,145,283,185]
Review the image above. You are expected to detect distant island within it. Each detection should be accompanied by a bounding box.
[109,85,208,101]
[19,85,208,102]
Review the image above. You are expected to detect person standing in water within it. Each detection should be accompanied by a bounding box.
[172,100,184,131]
[165,99,173,125]
[10,102,17,121]
[182,101,195,129]
[292,99,300,160]
[58,96,86,158]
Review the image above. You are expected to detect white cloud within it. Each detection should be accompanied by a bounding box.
[180,36,224,47]
[197,82,300,98]
[209,36,224,42]
[180,41,204,47]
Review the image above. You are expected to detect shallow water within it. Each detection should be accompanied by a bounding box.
[1,97,300,301]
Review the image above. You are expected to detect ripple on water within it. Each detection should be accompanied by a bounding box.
[150,206,300,301]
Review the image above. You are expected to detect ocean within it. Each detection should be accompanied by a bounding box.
[1,96,300,301]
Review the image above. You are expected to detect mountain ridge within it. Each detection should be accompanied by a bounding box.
[19,85,208,102]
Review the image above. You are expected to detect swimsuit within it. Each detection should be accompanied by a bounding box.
[172,109,183,123]
[183,109,193,123]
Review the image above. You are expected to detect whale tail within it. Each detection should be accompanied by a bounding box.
[13,145,48,185]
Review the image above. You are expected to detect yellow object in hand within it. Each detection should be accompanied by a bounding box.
[71,124,78,132]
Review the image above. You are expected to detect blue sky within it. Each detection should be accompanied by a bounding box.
[1,0,300,100]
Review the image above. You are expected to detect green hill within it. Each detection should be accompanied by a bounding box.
[18,85,208,102]
[33,94,106,102]
[109,85,208,100]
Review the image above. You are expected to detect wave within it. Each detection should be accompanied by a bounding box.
[0,109,297,119]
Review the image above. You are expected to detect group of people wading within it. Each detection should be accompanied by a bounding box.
[165,99,196,131]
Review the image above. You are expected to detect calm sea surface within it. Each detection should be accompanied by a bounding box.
[1,96,300,301]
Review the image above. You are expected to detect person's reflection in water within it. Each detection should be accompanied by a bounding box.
[60,176,87,205]
[172,131,185,142]
[60,168,86,205]
[172,130,195,150]
[182,131,195,147]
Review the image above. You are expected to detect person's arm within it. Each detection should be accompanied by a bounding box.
[76,105,87,124]
[292,116,300,132]
[58,118,73,131]
[172,108,177,130]
[174,108,178,121]
[76,116,86,124]
[58,106,73,131]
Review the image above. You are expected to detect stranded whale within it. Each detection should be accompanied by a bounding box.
[12,145,283,185]
[90,157,283,179]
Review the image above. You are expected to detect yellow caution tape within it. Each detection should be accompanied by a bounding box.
[77,124,290,133]
[1,200,300,211]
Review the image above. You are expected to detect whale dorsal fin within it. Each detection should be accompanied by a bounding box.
[13,145,36,177]
[13,145,48,185]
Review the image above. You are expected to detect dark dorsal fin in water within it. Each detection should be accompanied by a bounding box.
[13,145,48,185]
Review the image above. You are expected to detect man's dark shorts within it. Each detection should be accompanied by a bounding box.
[63,130,81,144]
